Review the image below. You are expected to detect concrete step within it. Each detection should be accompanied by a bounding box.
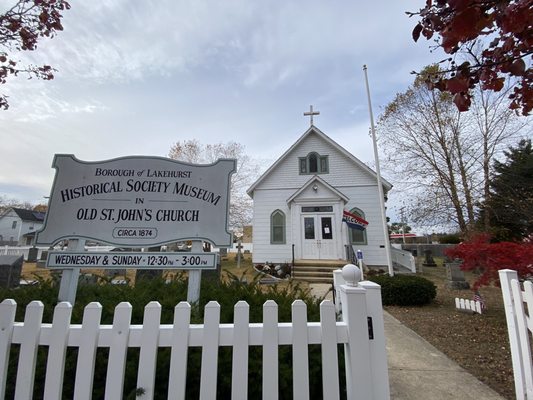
[293,266,341,273]
[292,270,335,277]
[293,259,347,268]
[292,276,334,284]
[291,264,340,283]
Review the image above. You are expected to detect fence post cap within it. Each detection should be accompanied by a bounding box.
[342,264,361,287]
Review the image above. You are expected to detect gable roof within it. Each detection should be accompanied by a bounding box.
[247,125,392,196]
[286,175,349,205]
[11,208,46,222]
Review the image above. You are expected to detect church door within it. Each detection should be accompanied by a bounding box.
[301,214,337,259]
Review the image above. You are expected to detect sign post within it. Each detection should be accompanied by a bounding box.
[356,249,364,280]
[36,154,236,305]
[58,239,84,304]
[187,241,203,304]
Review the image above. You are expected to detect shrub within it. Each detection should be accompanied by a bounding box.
[367,274,436,306]
[439,233,462,244]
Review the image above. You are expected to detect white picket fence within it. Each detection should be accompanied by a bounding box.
[454,298,483,314]
[499,269,533,400]
[0,245,44,261]
[0,266,389,399]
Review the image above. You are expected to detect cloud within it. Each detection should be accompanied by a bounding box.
[0,0,447,204]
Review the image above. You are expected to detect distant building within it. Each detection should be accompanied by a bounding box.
[0,208,46,246]
[247,125,392,267]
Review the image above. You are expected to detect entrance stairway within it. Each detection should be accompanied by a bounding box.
[291,259,348,284]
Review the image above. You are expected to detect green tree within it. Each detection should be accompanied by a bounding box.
[482,139,533,241]
[1,0,70,109]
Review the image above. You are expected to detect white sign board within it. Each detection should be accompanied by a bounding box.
[36,155,235,247]
[46,251,217,269]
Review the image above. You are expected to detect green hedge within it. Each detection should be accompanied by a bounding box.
[0,273,345,399]
[367,274,437,306]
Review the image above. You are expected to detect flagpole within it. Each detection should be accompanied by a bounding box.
[363,65,394,277]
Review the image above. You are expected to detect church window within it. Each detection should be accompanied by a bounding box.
[270,210,286,244]
[299,158,307,174]
[349,208,367,245]
[11,221,17,229]
[309,153,318,173]
[299,152,329,175]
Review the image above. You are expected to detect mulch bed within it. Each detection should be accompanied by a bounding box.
[386,265,515,399]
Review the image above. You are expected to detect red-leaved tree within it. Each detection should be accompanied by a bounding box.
[0,0,70,110]
[409,0,533,115]
[445,234,533,289]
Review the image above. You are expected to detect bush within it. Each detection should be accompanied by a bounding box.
[367,274,436,306]
[439,233,462,244]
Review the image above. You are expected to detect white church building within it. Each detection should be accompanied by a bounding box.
[247,124,392,268]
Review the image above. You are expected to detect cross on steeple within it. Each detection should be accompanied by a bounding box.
[303,105,320,126]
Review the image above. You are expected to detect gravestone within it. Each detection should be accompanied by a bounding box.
[27,247,39,262]
[445,260,470,289]
[0,255,23,288]
[422,249,437,267]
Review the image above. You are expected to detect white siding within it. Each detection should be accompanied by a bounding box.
[250,130,390,267]
[252,186,389,266]
[0,210,20,244]
[258,132,377,190]
[252,189,294,264]
[0,210,43,245]
[342,186,388,266]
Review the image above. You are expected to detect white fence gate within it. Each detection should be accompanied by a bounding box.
[499,269,533,400]
[390,247,416,273]
[0,267,389,399]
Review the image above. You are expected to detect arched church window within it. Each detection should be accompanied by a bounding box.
[309,153,318,173]
[349,208,367,245]
[298,152,329,175]
[270,210,286,244]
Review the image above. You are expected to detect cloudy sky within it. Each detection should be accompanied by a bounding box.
[0,0,446,221]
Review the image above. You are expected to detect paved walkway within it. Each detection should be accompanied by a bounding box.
[308,284,506,400]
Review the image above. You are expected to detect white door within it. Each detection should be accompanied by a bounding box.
[301,214,337,259]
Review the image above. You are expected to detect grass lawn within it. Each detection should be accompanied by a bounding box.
[387,258,515,399]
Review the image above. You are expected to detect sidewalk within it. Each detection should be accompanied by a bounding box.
[385,311,505,400]
[308,283,506,400]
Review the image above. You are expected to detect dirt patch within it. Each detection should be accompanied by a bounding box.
[386,264,515,399]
